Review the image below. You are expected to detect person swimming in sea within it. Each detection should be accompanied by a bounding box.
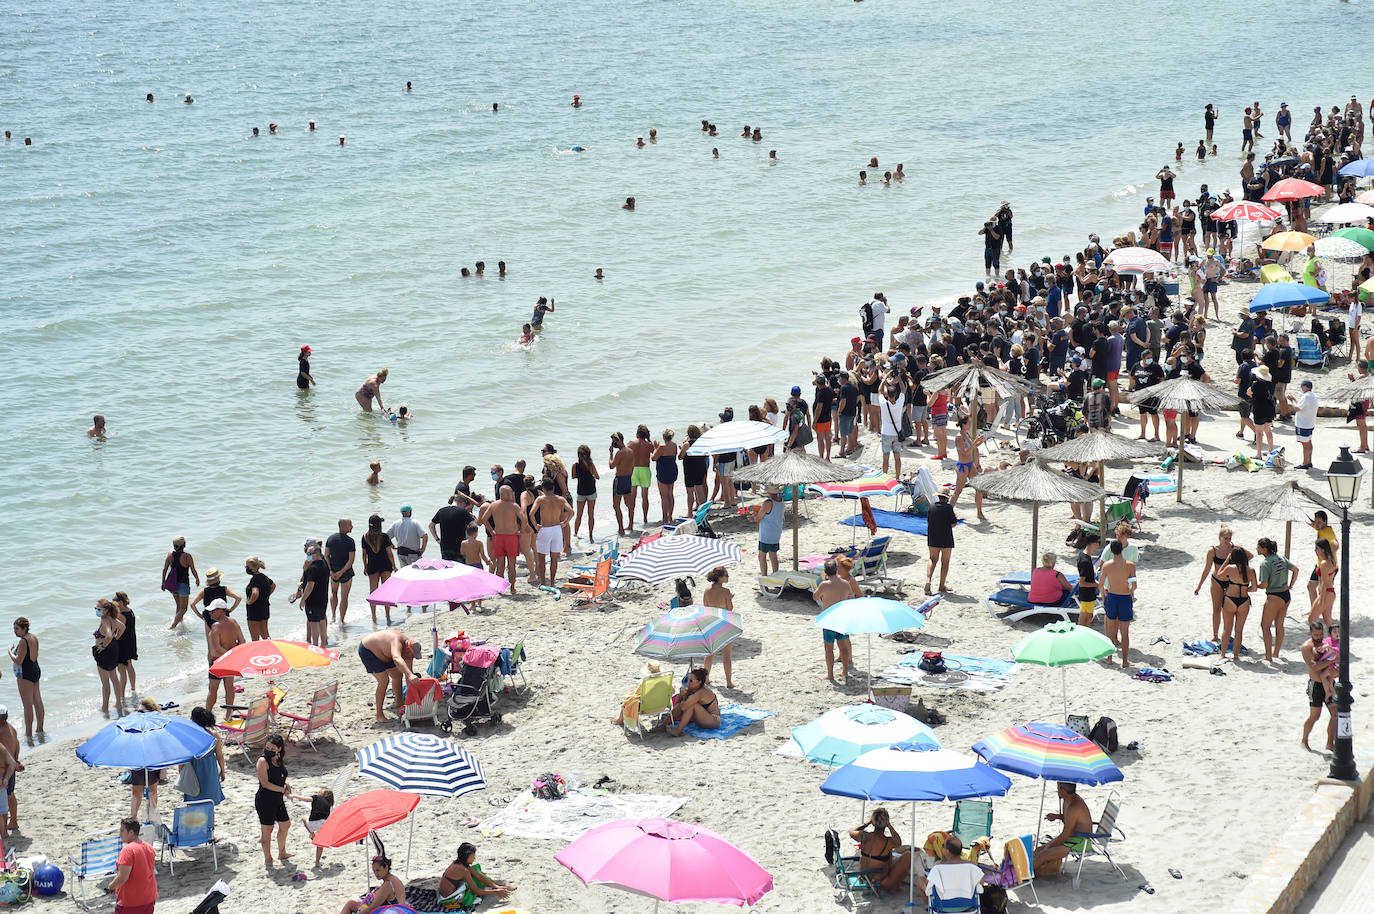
[519,323,534,346]
[769,150,779,164]
[751,127,761,141]
[571,94,581,108]
[183,95,193,104]
[251,127,260,137]
[88,414,107,438]
[635,136,645,148]
[859,170,867,185]
[621,197,635,211]
[649,128,657,143]
[366,461,382,485]
[594,268,604,280]
[308,120,316,131]
[146,93,154,103]
[712,147,719,158]
[388,405,412,423]
[406,81,412,91]
[894,163,905,181]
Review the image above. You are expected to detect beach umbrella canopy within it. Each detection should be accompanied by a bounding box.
[1331,227,1374,252]
[1102,247,1170,274]
[311,790,421,848]
[1030,434,1156,549]
[1128,377,1241,503]
[1248,282,1331,312]
[1323,374,1374,405]
[1223,480,1335,557]
[77,713,215,771]
[921,360,1031,403]
[1314,235,1371,261]
[808,465,904,498]
[1260,231,1316,252]
[731,452,860,570]
[634,604,742,662]
[1318,202,1374,224]
[972,722,1123,786]
[1355,190,1374,206]
[614,536,742,584]
[969,460,1107,563]
[1338,159,1374,179]
[356,732,487,798]
[1211,201,1281,222]
[821,741,1012,803]
[365,558,510,607]
[792,705,938,767]
[555,817,773,908]
[208,639,339,679]
[813,596,933,699]
[1012,621,1116,721]
[685,420,786,456]
[1262,178,1325,202]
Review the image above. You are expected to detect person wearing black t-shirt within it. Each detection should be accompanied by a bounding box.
[1089,323,1112,383]
[1129,353,1165,441]
[430,497,475,561]
[323,519,356,626]
[837,372,861,456]
[244,556,275,641]
[812,377,837,461]
[294,543,331,648]
[909,358,930,446]
[296,345,315,389]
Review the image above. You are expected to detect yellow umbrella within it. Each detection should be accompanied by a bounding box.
[1261,231,1317,251]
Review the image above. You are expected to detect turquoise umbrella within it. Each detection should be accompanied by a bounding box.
[813,596,934,698]
[792,704,938,768]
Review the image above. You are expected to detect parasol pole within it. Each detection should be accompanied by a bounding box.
[1034,780,1049,850]
[792,485,800,572]
[866,633,873,701]
[1098,459,1108,545]
[909,801,918,909]
[1062,667,1069,724]
[1177,430,1185,504]
[1030,500,1040,576]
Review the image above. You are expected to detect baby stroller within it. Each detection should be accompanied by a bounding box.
[439,644,502,737]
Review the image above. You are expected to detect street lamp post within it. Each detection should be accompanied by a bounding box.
[1325,446,1364,781]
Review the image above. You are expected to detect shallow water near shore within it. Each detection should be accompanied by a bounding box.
[0,0,1365,740]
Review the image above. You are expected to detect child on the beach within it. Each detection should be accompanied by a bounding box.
[297,788,334,866]
[460,523,488,571]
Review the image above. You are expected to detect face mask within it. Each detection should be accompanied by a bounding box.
[1180,357,1191,365]
[491,471,500,480]
[1143,359,1153,366]
[95,607,104,617]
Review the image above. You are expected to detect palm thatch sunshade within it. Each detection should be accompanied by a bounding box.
[1320,376,1374,507]
[921,362,1031,401]
[1128,378,1242,503]
[732,452,861,570]
[1223,480,1336,557]
[1036,431,1165,534]
[970,460,1106,572]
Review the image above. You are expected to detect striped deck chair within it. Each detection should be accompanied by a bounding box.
[67,828,122,908]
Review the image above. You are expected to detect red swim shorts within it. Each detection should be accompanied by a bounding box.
[491,534,519,559]
[814,421,832,436]
[1106,371,1119,383]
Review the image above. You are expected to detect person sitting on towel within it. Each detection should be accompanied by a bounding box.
[1028,552,1072,605]
[664,668,719,736]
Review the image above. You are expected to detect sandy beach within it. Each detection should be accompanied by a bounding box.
[18,272,1372,914]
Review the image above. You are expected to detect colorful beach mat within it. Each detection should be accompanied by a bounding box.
[684,704,775,740]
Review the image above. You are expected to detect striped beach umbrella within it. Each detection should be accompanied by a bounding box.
[615,536,743,585]
[808,465,904,498]
[685,419,786,456]
[633,604,742,662]
[972,722,1122,786]
[1211,201,1281,222]
[1102,246,1169,275]
[356,732,487,798]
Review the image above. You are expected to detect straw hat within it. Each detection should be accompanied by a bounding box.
[1254,365,1273,382]
[206,568,222,584]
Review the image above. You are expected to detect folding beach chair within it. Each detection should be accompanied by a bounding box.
[1001,834,1040,904]
[621,673,674,738]
[985,586,1077,623]
[571,540,619,576]
[1068,790,1127,888]
[280,682,342,750]
[951,800,993,855]
[160,799,219,874]
[663,501,715,537]
[67,828,122,909]
[401,677,444,729]
[1260,263,1293,284]
[1294,332,1328,369]
[565,557,618,606]
[503,635,529,693]
[216,695,273,763]
[757,568,822,599]
[852,535,892,581]
[824,827,882,901]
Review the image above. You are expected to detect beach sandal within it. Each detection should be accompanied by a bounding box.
[1169,868,1182,879]
[460,816,480,828]
[1210,666,1227,677]
[1139,883,1155,895]
[593,775,617,790]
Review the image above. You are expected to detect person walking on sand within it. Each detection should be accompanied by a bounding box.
[949,416,986,520]
[162,536,199,628]
[814,559,855,683]
[324,518,357,624]
[1101,542,1136,668]
[924,490,957,595]
[387,505,427,569]
[355,367,388,412]
[8,619,43,743]
[479,486,528,594]
[205,600,244,712]
[357,630,420,722]
[1257,537,1298,661]
[531,480,574,586]
[1302,621,1338,751]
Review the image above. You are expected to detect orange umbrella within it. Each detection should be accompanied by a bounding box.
[1261,231,1317,252]
[209,639,339,678]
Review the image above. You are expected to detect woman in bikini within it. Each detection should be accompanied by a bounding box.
[848,807,901,884]
[354,367,388,412]
[1194,524,1234,644]
[701,567,736,688]
[1312,539,1338,627]
[1216,545,1257,663]
[436,842,514,909]
[339,853,405,914]
[949,416,986,520]
[665,668,719,736]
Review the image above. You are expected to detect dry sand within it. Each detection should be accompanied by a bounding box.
[23,278,1374,913]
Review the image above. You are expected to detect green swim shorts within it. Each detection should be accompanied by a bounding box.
[631,466,652,488]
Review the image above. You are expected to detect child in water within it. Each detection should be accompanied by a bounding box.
[366,461,382,485]
[387,405,412,422]
[519,323,534,345]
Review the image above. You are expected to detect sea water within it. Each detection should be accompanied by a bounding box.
[0,0,1365,736]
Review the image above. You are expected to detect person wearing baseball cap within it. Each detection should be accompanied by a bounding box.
[297,346,315,390]
[387,506,427,568]
[205,598,245,714]
[1291,379,1318,468]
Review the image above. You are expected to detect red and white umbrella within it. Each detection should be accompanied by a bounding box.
[1102,247,1170,275]
[1262,178,1325,203]
[1211,201,1281,222]
[209,639,340,678]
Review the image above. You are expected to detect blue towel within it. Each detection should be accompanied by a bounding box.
[182,749,225,806]
[683,704,774,740]
[838,509,962,535]
[898,654,1015,676]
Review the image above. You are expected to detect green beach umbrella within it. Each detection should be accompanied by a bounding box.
[1011,621,1116,722]
[1331,227,1374,252]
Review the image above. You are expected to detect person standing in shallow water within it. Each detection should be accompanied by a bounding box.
[296,345,315,389]
[355,368,388,412]
[163,536,200,628]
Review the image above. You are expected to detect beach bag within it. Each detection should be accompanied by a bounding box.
[162,568,178,592]
[918,652,946,674]
[980,885,1009,914]
[860,301,876,336]
[791,412,814,447]
[1089,717,1118,754]
[1066,714,1090,736]
[531,771,567,801]
[824,828,841,866]
[883,400,909,443]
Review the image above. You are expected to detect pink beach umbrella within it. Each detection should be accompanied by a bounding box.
[555,817,773,911]
[366,558,510,653]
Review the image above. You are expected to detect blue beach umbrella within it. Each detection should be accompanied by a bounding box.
[813,596,933,697]
[1248,282,1330,312]
[76,713,214,771]
[791,704,938,768]
[1338,159,1374,179]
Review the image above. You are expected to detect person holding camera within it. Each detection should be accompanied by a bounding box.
[978,219,1003,276]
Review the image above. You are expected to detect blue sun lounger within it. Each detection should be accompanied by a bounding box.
[985,585,1078,622]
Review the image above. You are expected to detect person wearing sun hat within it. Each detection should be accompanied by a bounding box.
[1249,363,1277,460]
[190,566,241,635]
[296,345,315,389]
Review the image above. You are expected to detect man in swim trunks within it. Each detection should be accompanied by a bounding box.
[324,518,357,625]
[814,559,856,683]
[205,600,245,714]
[1034,782,1094,872]
[628,425,654,526]
[478,486,529,594]
[608,432,636,536]
[531,480,575,587]
[1101,542,1136,668]
[1302,621,1337,751]
[358,630,420,722]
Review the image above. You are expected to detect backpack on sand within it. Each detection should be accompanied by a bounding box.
[1089,717,1118,753]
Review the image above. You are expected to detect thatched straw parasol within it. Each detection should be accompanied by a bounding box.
[970,460,1106,571]
[1035,431,1165,537]
[921,361,1030,431]
[1128,378,1242,503]
[732,451,860,570]
[1321,376,1374,508]
[1223,480,1336,557]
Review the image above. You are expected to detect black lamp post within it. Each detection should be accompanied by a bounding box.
[1325,445,1364,781]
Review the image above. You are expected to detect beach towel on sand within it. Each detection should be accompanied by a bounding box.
[477,787,688,841]
[878,655,1017,693]
[684,704,774,739]
[840,509,961,535]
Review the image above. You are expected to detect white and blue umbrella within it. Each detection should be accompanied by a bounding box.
[821,741,1012,906]
[615,536,742,585]
[791,705,938,767]
[1248,282,1330,312]
[813,596,934,698]
[685,420,786,456]
[1314,235,1371,261]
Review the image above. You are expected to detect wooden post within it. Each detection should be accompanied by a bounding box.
[1031,501,1040,575]
[1098,459,1108,545]
[791,487,800,571]
[1177,435,1185,503]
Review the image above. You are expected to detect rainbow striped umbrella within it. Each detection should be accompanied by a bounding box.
[971,722,1122,786]
[808,465,904,499]
[633,604,742,662]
